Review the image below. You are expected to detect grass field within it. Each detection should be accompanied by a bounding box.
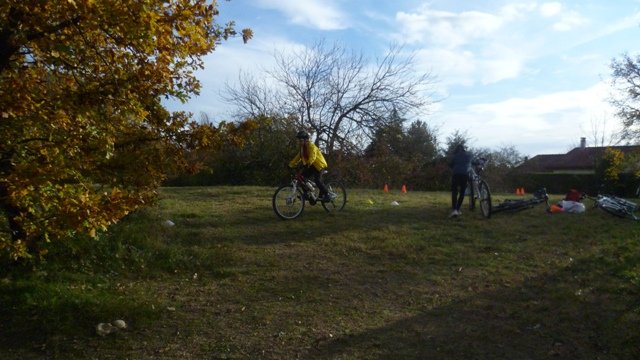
[1,186,639,359]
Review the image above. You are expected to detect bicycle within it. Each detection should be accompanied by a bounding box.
[272,169,347,220]
[588,194,639,220]
[468,157,492,218]
[491,188,549,215]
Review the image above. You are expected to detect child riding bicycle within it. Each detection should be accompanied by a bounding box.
[288,130,333,202]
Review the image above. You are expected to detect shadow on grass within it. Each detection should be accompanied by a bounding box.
[167,198,463,247]
[0,278,158,359]
[308,252,640,360]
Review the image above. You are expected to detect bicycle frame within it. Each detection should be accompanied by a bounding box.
[469,161,484,196]
[468,158,492,218]
[290,171,319,204]
[591,194,639,220]
[492,188,549,214]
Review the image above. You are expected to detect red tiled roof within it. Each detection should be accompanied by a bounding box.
[516,145,640,173]
[516,154,564,172]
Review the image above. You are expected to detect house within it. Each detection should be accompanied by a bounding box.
[515,137,640,175]
[512,138,640,195]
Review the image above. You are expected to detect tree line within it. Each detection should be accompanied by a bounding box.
[165,112,526,193]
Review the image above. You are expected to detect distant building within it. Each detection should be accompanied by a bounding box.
[512,137,640,194]
[515,137,640,175]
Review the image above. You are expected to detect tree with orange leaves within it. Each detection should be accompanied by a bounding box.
[0,0,252,261]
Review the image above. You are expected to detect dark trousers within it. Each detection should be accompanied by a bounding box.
[451,174,469,210]
[302,166,329,195]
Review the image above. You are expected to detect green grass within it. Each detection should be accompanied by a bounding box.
[1,186,639,359]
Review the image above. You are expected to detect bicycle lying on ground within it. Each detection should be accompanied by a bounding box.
[587,194,639,220]
[272,169,347,220]
[489,188,549,217]
[468,157,492,218]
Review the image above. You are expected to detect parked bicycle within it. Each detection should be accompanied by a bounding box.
[468,157,492,218]
[272,169,347,220]
[588,194,639,220]
[491,188,549,216]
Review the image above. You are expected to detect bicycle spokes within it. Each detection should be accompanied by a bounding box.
[321,181,346,213]
[273,185,305,220]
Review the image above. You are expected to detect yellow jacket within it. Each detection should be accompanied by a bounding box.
[289,142,328,171]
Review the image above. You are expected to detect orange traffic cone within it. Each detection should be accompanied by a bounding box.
[520,187,526,196]
[401,184,407,193]
[383,183,389,193]
[515,188,521,195]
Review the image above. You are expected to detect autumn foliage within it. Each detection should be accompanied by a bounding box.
[0,0,252,261]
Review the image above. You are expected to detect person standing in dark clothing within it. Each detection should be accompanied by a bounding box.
[449,144,472,217]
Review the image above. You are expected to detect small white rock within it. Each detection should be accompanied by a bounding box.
[112,319,127,329]
[163,220,175,227]
[96,322,115,336]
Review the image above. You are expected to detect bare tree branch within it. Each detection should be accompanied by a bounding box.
[611,53,640,143]
[223,40,439,153]
[222,70,280,119]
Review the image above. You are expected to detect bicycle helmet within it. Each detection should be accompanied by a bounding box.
[296,130,310,140]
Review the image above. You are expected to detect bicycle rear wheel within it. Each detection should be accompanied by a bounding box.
[478,180,492,218]
[321,180,347,213]
[273,185,305,219]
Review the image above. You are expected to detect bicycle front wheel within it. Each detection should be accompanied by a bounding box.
[478,180,492,218]
[273,185,305,220]
[321,180,347,213]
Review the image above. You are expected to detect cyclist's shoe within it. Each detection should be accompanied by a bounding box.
[448,209,459,218]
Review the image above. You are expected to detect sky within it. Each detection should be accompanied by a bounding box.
[165,0,640,157]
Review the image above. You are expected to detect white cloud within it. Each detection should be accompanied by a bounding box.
[415,47,528,87]
[395,4,543,87]
[166,35,307,120]
[469,84,610,124]
[538,2,588,31]
[436,82,619,155]
[594,11,640,38]
[415,48,476,86]
[499,2,538,20]
[254,0,348,30]
[394,1,599,90]
[552,11,589,31]
[480,57,525,85]
[540,2,563,17]
[396,7,504,47]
